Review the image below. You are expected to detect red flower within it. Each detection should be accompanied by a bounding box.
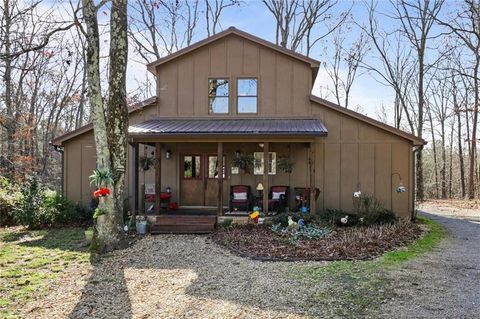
[93,188,111,198]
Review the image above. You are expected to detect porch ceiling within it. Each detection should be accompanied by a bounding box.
[128,118,328,140]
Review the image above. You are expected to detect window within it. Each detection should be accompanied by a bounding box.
[253,152,276,175]
[183,155,201,178]
[237,78,257,113]
[209,78,229,114]
[208,155,226,178]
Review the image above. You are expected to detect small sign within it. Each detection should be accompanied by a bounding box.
[145,184,155,195]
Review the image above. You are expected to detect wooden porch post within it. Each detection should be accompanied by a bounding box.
[309,142,317,214]
[217,142,223,216]
[263,142,269,214]
[155,143,162,214]
[132,143,139,220]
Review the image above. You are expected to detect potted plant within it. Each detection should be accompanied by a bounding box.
[277,156,294,173]
[84,227,94,244]
[139,155,154,171]
[136,215,148,235]
[232,153,254,173]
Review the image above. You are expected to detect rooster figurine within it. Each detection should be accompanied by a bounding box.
[287,216,299,231]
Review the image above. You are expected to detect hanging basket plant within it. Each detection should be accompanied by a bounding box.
[139,155,154,171]
[277,156,295,174]
[232,153,254,173]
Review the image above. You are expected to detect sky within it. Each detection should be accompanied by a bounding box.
[125,0,399,121]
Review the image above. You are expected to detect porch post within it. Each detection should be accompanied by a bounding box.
[155,143,162,214]
[132,143,139,220]
[309,142,317,214]
[217,142,223,216]
[263,142,269,214]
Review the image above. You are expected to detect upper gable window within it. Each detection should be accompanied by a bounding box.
[237,78,257,114]
[209,78,229,114]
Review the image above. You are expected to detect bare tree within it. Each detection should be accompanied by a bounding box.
[205,0,240,36]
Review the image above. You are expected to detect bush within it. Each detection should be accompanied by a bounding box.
[13,176,91,229]
[272,212,322,227]
[0,177,22,226]
[321,194,398,227]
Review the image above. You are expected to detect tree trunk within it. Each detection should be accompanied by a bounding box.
[416,54,425,202]
[106,0,129,232]
[468,60,479,199]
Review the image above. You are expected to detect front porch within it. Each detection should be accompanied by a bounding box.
[128,118,327,232]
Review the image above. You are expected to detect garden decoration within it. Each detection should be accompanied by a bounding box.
[340,215,349,224]
[93,187,111,198]
[287,216,299,231]
[249,206,261,224]
[353,190,362,198]
[298,218,305,229]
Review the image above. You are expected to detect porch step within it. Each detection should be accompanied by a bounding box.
[150,215,216,234]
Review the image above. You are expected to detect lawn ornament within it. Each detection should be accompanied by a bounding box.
[287,216,299,231]
[298,218,305,229]
[249,206,261,224]
[340,215,349,224]
[353,191,362,198]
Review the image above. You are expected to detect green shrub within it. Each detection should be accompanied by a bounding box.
[0,177,22,226]
[14,176,45,229]
[13,176,91,229]
[272,212,322,228]
[219,218,233,228]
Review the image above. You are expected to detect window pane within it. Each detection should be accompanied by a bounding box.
[238,79,257,96]
[184,155,201,178]
[209,79,229,97]
[208,156,226,178]
[209,97,229,113]
[238,97,257,113]
[253,152,276,175]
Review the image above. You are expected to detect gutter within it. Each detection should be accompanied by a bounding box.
[411,145,422,220]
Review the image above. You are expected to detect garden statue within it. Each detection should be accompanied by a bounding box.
[287,216,299,231]
[249,206,261,224]
[298,218,305,229]
[340,216,349,224]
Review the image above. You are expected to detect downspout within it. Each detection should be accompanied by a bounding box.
[412,145,421,220]
[52,143,65,196]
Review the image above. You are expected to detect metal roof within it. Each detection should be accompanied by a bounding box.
[128,118,328,136]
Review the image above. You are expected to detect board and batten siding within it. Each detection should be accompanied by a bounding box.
[311,101,413,218]
[155,34,312,117]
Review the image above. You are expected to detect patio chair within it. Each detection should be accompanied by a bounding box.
[230,185,252,212]
[268,185,289,213]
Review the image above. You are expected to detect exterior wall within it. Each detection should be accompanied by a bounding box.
[63,131,96,204]
[155,34,312,117]
[311,102,413,218]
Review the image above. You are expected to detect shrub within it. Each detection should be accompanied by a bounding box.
[321,209,361,227]
[43,190,77,224]
[0,177,22,226]
[219,218,233,229]
[14,176,46,229]
[272,212,322,227]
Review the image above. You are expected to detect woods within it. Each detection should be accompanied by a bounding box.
[1,0,480,206]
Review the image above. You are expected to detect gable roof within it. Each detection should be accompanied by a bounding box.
[310,95,426,146]
[146,27,320,74]
[51,96,157,146]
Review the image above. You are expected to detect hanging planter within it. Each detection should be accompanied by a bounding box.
[139,155,154,171]
[277,156,295,174]
[232,153,254,173]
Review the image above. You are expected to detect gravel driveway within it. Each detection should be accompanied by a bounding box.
[380,207,480,318]
[22,205,480,318]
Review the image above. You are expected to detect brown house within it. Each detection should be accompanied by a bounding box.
[52,27,425,231]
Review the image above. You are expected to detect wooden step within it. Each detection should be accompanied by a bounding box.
[150,215,216,234]
[151,224,215,234]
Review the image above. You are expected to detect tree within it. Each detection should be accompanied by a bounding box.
[81,0,128,252]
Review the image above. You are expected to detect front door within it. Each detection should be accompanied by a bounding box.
[180,154,227,207]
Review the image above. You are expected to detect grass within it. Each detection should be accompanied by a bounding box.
[0,227,90,318]
[293,217,446,317]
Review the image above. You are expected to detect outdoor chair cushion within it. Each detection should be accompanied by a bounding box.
[233,192,248,200]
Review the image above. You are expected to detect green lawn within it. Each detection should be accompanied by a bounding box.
[0,227,90,318]
[293,217,446,317]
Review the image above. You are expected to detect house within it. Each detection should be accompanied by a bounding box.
[52,27,425,232]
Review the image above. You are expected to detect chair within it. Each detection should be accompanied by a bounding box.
[268,185,289,213]
[230,185,252,212]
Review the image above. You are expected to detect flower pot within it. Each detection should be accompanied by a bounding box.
[84,230,93,244]
[136,221,147,235]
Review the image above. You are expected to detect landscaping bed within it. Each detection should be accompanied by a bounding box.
[211,220,423,261]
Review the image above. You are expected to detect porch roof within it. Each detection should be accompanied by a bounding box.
[128,118,328,138]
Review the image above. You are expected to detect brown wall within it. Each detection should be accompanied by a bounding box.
[311,101,413,218]
[155,34,312,117]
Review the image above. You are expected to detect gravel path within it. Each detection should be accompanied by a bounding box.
[21,205,480,319]
[380,208,480,318]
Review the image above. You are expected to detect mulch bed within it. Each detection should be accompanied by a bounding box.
[210,221,423,261]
